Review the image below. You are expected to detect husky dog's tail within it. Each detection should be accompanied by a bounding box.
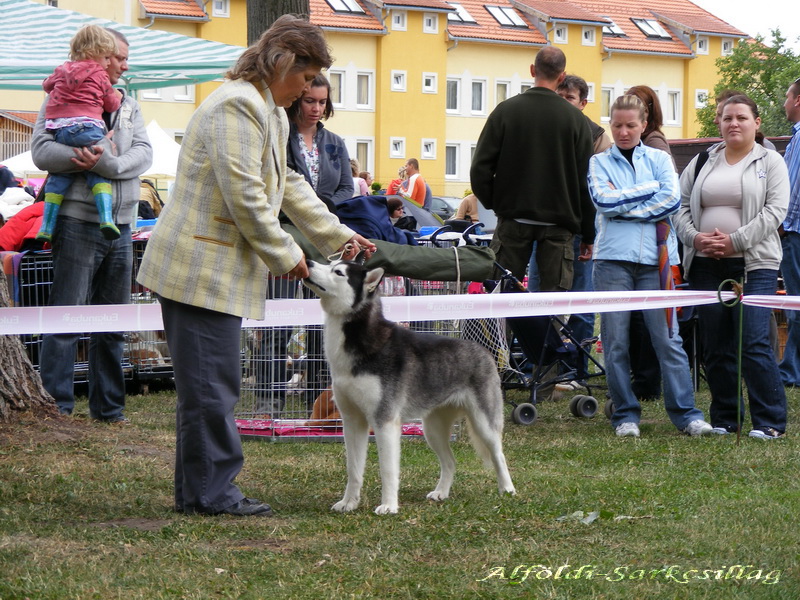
[463,407,504,471]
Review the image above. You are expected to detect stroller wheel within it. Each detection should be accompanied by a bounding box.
[604,400,616,420]
[511,403,537,426]
[569,395,598,419]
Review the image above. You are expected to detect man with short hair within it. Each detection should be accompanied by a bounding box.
[778,77,800,386]
[470,46,594,289]
[31,29,152,422]
[558,74,611,154]
[400,158,428,208]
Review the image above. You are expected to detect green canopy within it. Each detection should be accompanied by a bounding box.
[0,0,245,91]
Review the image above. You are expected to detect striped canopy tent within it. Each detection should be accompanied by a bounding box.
[0,0,245,91]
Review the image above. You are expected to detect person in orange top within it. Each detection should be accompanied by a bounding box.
[400,158,427,207]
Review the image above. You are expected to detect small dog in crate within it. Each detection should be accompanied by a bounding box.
[303,255,515,515]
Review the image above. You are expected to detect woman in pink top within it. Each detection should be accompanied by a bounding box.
[37,24,121,242]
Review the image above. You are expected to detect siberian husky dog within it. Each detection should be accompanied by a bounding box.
[303,257,515,515]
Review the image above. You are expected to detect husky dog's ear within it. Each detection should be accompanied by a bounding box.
[364,267,385,294]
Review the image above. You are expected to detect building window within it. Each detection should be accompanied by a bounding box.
[142,88,162,101]
[520,81,533,94]
[602,18,626,37]
[174,85,194,103]
[47,0,57,5]
[329,71,344,106]
[722,38,734,56]
[422,73,438,94]
[445,144,459,178]
[695,89,709,109]
[325,0,365,14]
[212,0,229,18]
[554,26,568,44]
[630,18,671,39]
[447,2,476,23]
[486,6,527,28]
[392,10,407,31]
[446,78,460,112]
[356,72,373,109]
[697,36,709,55]
[471,80,486,114]
[391,70,407,93]
[495,80,509,106]
[666,90,681,125]
[355,139,373,173]
[423,13,439,34]
[586,82,595,103]
[582,26,596,46]
[600,87,613,122]
[390,137,405,159]
[421,139,436,160]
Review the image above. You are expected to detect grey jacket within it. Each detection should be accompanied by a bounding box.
[675,142,790,276]
[31,92,152,226]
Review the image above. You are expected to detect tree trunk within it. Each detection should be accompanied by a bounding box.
[0,279,57,421]
[247,0,310,45]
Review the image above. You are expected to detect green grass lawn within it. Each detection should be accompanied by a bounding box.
[0,383,797,599]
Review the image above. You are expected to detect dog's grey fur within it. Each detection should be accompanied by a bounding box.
[304,258,515,514]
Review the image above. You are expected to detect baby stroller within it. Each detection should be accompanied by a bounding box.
[452,224,606,426]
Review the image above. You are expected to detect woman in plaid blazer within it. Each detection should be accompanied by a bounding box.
[137,16,375,518]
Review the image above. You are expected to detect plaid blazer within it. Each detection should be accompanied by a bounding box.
[137,79,354,320]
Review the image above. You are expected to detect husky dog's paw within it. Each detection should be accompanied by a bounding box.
[374,504,399,515]
[332,497,360,512]
[426,490,449,502]
[500,485,517,496]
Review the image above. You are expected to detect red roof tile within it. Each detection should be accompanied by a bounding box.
[511,0,607,24]
[382,0,455,9]
[447,0,548,45]
[310,0,385,32]
[139,0,207,19]
[0,111,37,126]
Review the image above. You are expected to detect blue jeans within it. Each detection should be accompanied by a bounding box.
[46,124,111,196]
[39,217,132,419]
[779,232,800,386]
[529,236,595,378]
[593,260,704,430]
[689,258,787,432]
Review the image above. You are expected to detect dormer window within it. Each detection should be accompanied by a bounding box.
[631,18,671,40]
[325,0,365,14]
[602,18,626,37]
[486,6,527,28]
[447,2,476,23]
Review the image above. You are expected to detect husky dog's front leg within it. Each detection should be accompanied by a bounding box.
[373,420,402,514]
[332,407,369,513]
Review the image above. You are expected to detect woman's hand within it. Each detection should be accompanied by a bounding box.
[694,229,732,258]
[341,235,377,261]
[287,256,309,279]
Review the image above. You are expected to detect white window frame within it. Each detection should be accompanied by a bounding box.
[445,143,460,179]
[471,79,486,115]
[326,0,365,13]
[423,13,439,34]
[328,70,345,107]
[446,78,460,113]
[554,25,568,44]
[447,2,476,23]
[519,81,534,95]
[631,18,671,39]
[211,0,230,18]
[391,70,407,93]
[586,82,596,103]
[421,138,437,160]
[582,26,595,46]
[495,80,510,106]
[486,5,526,27]
[665,90,681,125]
[173,85,195,103]
[602,18,626,36]
[600,86,614,122]
[356,71,374,109]
[697,36,709,55]
[141,88,162,101]
[695,89,708,109]
[390,137,406,159]
[392,10,407,31]
[722,38,734,56]
[355,138,374,174]
[422,72,438,94]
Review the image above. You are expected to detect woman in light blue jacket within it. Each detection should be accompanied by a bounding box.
[589,94,711,438]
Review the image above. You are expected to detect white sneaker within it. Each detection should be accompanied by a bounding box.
[683,419,713,436]
[615,422,640,437]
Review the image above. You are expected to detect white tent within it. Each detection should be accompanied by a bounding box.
[0,0,244,91]
[1,121,181,179]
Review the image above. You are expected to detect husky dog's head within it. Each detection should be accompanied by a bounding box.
[304,257,385,316]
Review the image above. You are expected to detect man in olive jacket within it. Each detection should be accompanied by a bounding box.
[470,46,594,290]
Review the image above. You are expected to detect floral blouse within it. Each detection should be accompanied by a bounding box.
[297,132,320,191]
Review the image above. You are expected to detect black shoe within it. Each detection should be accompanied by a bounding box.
[94,415,130,425]
[748,427,785,440]
[186,498,273,517]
